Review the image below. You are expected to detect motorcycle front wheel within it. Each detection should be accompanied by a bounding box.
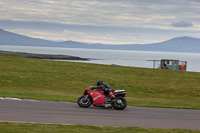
[112,97,127,110]
[77,95,92,108]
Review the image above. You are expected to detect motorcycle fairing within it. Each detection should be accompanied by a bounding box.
[85,90,107,106]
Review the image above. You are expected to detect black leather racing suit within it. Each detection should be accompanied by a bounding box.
[92,83,114,95]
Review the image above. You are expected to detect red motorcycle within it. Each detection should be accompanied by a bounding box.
[77,87,127,110]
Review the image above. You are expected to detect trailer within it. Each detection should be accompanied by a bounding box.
[148,59,187,71]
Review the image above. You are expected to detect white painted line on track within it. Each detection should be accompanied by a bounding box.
[0,97,77,104]
[1,97,22,101]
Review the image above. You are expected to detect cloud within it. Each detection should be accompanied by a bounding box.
[171,21,193,28]
[0,0,199,30]
[1,0,200,44]
[1,19,199,44]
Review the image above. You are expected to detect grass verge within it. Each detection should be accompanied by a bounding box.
[0,122,199,133]
[0,56,200,109]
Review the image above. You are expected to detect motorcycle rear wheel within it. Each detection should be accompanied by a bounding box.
[77,95,92,108]
[111,97,127,110]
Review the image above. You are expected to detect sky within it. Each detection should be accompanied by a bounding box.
[0,0,200,44]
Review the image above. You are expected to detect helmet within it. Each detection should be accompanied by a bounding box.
[97,80,104,86]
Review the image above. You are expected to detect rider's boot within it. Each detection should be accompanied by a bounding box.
[105,104,112,108]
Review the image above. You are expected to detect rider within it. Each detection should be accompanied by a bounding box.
[92,80,115,98]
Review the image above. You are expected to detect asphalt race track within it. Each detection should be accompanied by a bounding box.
[0,98,200,130]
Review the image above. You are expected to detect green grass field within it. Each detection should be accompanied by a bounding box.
[1,55,200,132]
[0,122,199,133]
[0,55,200,109]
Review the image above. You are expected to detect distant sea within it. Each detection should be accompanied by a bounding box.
[1,45,200,72]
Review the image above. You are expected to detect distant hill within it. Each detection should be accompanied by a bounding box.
[0,28,200,53]
[0,28,56,47]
